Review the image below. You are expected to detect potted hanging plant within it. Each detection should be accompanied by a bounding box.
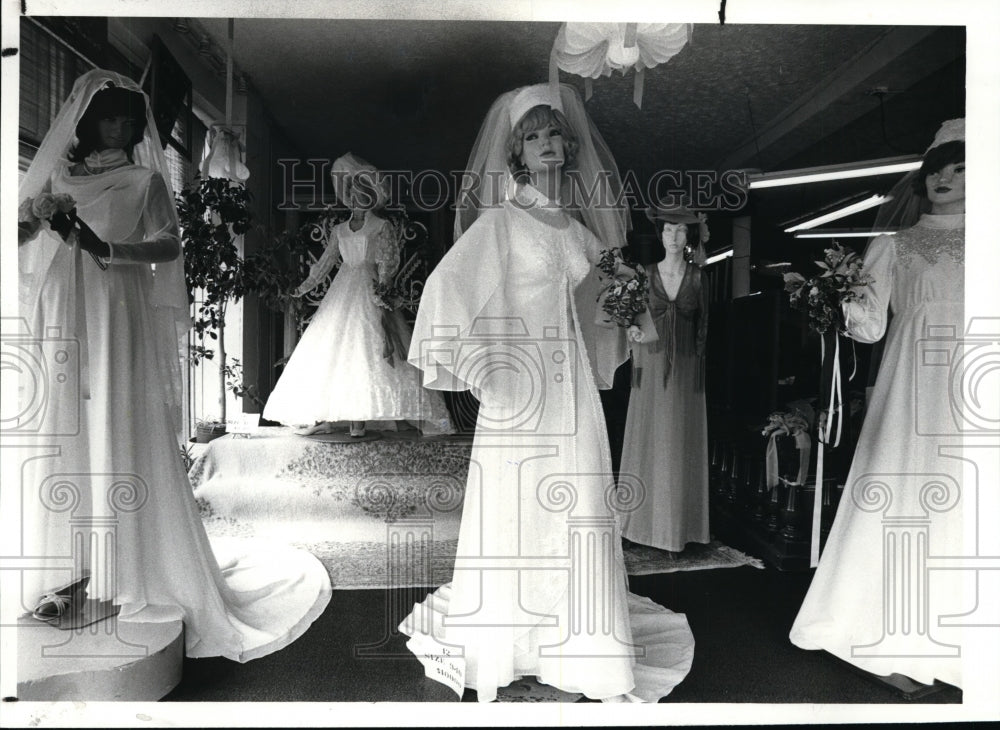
[178,176,254,437]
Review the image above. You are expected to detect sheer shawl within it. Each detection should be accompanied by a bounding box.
[411,83,628,391]
[18,69,189,429]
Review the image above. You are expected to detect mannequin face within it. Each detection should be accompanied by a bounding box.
[96,115,135,151]
[925,161,965,213]
[519,123,565,174]
[349,177,379,213]
[660,222,687,255]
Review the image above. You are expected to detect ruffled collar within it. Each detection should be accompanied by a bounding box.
[917,212,964,230]
[83,148,130,171]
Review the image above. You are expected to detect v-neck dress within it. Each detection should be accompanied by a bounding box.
[618,262,710,551]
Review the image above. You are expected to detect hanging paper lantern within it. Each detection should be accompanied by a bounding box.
[550,22,692,108]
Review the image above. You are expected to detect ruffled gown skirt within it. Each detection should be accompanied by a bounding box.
[19,249,331,661]
[263,262,454,433]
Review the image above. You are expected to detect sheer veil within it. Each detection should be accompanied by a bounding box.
[412,82,628,391]
[454,82,630,250]
[18,69,190,429]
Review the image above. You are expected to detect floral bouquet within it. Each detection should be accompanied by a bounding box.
[782,242,873,335]
[19,192,77,237]
[595,248,650,329]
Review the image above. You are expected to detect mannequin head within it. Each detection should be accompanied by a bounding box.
[70,86,147,162]
[506,105,579,181]
[913,140,965,214]
[348,172,384,213]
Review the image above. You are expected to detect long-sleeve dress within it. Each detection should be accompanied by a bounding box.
[789,212,966,687]
[18,164,331,661]
[399,193,695,702]
[619,262,710,551]
[262,213,454,433]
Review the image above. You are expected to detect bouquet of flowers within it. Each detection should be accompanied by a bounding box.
[783,242,873,335]
[19,192,77,236]
[595,248,649,328]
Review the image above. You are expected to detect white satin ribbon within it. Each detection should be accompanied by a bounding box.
[812,334,844,567]
[68,238,91,400]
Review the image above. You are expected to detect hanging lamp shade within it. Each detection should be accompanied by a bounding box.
[549,22,692,108]
[201,18,249,183]
[201,124,250,182]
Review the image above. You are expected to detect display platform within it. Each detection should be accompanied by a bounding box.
[16,615,183,701]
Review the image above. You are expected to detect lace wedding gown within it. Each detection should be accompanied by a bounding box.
[19,164,331,661]
[790,213,966,687]
[262,214,454,433]
[400,196,695,701]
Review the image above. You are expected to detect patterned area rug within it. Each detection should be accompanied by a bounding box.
[191,429,762,589]
[199,517,760,588]
[624,540,764,576]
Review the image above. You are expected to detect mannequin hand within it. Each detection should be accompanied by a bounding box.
[76,220,111,258]
[627,325,645,343]
[49,211,75,242]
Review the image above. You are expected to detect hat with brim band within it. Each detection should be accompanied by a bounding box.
[621,231,666,266]
[646,202,700,225]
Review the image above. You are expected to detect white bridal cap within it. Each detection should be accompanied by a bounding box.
[508,83,564,130]
[926,118,964,152]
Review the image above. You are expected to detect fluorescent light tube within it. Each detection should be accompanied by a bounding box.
[704,249,734,265]
[793,230,898,239]
[784,194,889,232]
[747,156,921,189]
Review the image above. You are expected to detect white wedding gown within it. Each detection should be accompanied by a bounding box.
[400,198,695,701]
[262,214,454,433]
[790,214,967,687]
[18,164,331,662]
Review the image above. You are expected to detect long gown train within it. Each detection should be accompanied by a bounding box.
[18,165,331,662]
[400,198,695,701]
